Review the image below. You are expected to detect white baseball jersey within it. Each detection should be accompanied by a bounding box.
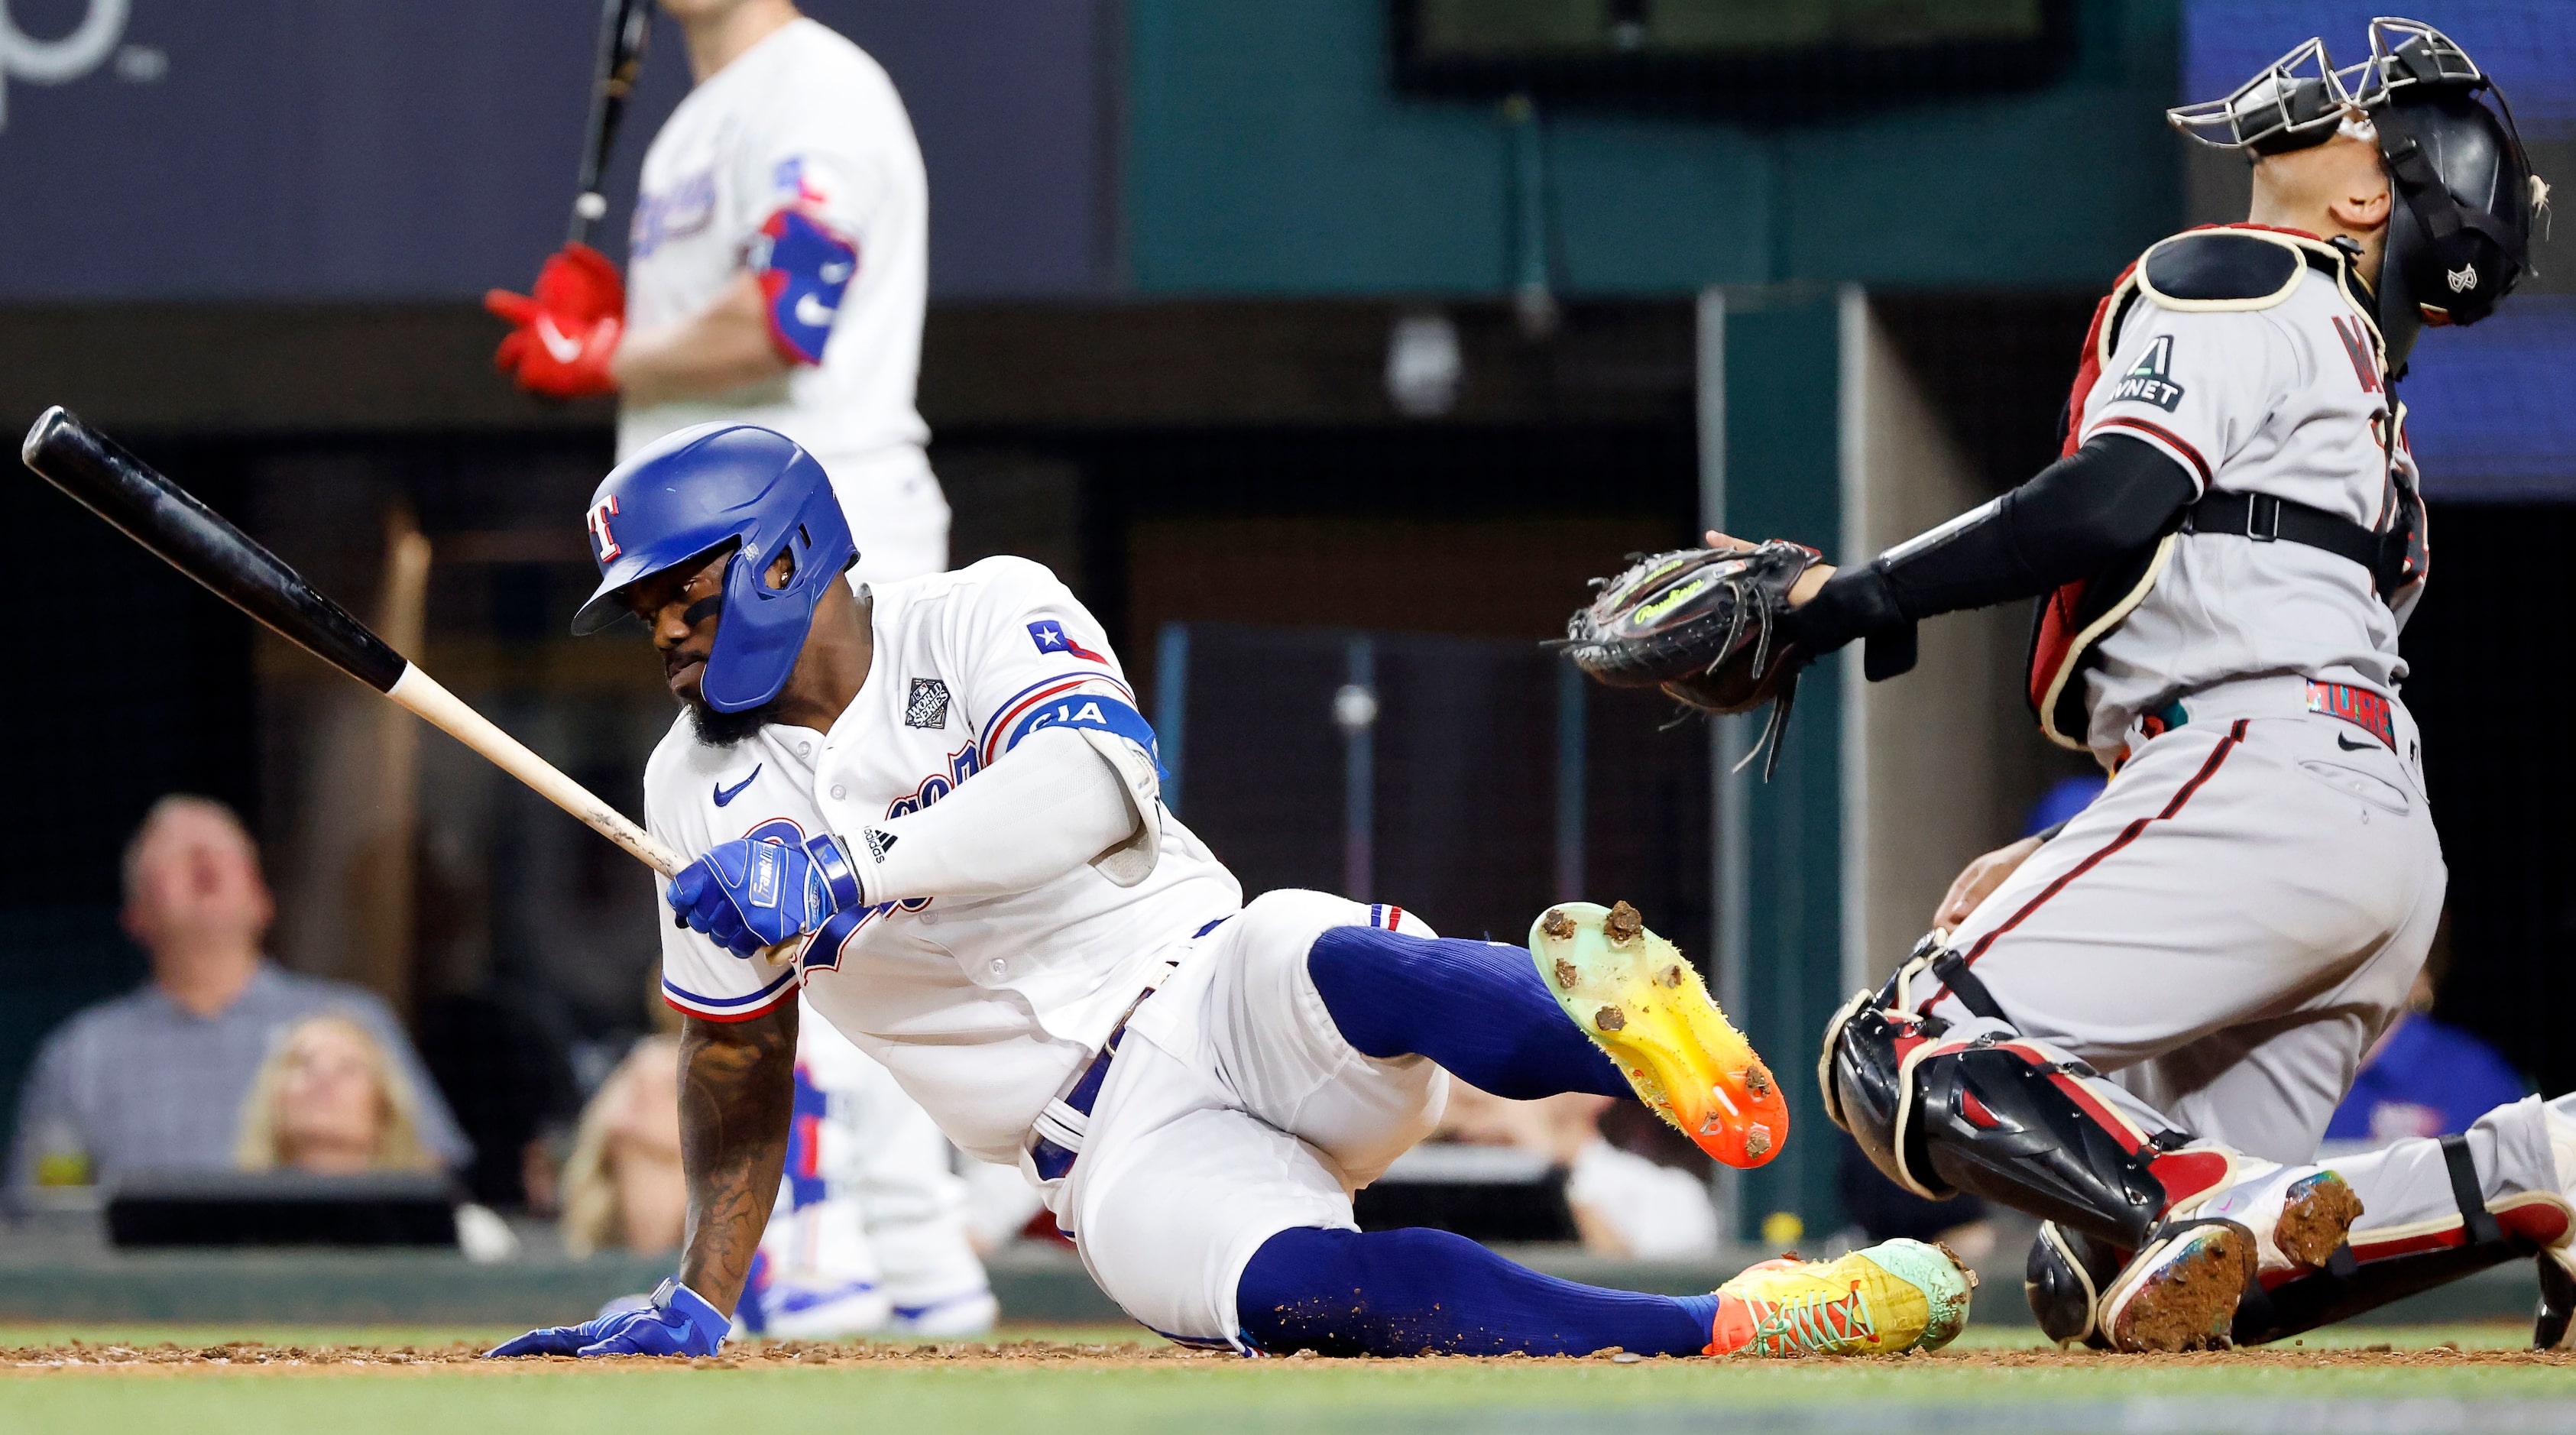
[2071,228,2423,756]
[646,557,1244,1165]
[620,18,947,581]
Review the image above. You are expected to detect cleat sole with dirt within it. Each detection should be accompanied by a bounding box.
[2271,1171,2364,1271]
[2103,1222,2257,1353]
[1529,899,1789,1168]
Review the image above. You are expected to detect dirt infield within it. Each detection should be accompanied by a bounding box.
[9,1335,2572,1374]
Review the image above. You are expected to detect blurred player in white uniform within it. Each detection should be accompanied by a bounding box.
[491,423,1973,1361]
[734,1006,994,1338]
[486,0,949,584]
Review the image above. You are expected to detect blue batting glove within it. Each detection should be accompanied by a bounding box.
[666,834,861,959]
[487,1278,729,1358]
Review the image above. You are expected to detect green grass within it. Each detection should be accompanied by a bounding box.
[2,1323,2568,1435]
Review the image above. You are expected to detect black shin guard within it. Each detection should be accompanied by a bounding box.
[1823,945,2179,1252]
[2233,1135,2576,1349]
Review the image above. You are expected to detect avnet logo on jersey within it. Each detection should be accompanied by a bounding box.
[2109,335,2186,413]
[0,0,157,134]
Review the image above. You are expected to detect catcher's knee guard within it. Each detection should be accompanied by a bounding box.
[2024,1221,2121,1347]
[1819,941,2173,1250]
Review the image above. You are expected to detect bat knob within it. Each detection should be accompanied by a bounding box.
[21,405,70,470]
[575,192,608,222]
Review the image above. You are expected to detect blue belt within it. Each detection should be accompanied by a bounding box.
[1030,1028,1126,1184]
[1029,915,1232,1184]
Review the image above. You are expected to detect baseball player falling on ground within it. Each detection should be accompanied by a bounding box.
[484,0,972,1334]
[485,0,951,585]
[490,423,1977,1359]
[1571,19,2555,1352]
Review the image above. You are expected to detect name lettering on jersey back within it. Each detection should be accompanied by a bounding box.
[2108,334,2185,413]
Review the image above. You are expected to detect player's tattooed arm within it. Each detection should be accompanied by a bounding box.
[675,1004,799,1315]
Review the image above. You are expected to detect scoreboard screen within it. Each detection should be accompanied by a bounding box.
[1393,0,2075,109]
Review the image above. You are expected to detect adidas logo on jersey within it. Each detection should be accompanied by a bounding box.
[2108,334,2186,413]
[863,828,899,863]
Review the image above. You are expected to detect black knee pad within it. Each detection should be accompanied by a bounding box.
[1820,991,1951,1199]
[2025,1220,2121,1347]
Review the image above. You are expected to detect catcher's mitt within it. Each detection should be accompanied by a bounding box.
[1561,542,1824,778]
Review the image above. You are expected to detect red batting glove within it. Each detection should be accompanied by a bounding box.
[485,242,626,399]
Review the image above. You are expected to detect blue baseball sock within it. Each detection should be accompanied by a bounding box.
[1237,1226,1718,1356]
[1307,925,1629,1100]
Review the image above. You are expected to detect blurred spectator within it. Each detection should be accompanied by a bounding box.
[232,1014,444,1175]
[7,795,465,1196]
[1433,1084,1719,1259]
[2322,947,2528,1156]
[560,1035,685,1258]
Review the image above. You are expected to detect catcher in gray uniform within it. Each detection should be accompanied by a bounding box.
[1570,18,2561,1351]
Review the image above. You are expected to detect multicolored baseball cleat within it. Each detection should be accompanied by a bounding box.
[1707,1239,1978,1357]
[1529,899,1788,1168]
[2099,1220,2257,1353]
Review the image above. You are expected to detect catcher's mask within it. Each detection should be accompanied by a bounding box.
[2169,18,2547,370]
[570,423,859,713]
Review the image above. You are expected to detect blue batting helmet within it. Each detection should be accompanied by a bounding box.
[570,423,857,713]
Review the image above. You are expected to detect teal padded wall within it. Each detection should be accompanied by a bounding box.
[1126,1,2181,296]
[1710,288,1849,1242]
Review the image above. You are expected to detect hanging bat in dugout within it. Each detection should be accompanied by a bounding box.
[18,407,793,963]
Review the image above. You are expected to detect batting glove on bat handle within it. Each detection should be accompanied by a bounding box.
[666,834,862,959]
[486,1278,727,1359]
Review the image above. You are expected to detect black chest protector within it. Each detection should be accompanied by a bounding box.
[2027,227,2429,751]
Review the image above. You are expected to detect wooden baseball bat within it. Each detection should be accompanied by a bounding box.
[18,408,797,966]
[569,0,653,245]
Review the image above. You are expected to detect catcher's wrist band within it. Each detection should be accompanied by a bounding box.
[1787,566,1904,656]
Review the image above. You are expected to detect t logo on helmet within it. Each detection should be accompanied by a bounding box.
[589,496,623,561]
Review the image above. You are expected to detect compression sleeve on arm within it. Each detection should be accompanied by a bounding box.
[841,726,1141,905]
[1787,432,2200,656]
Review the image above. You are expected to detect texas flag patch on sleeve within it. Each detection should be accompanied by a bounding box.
[1027,619,1108,662]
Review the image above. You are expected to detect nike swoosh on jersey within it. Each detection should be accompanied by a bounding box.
[794,293,838,329]
[714,765,763,807]
[2335,733,2377,752]
[533,315,586,364]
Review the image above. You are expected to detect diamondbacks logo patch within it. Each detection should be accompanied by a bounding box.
[2448,263,2478,293]
[2108,335,2185,412]
[905,678,951,730]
